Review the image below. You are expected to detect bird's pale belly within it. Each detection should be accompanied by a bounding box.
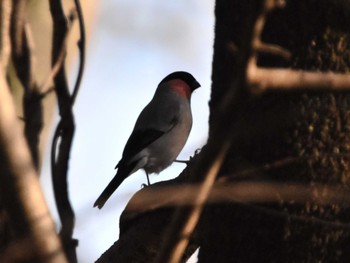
[144,124,191,174]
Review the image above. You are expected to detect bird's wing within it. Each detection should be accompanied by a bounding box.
[116,116,178,168]
[116,94,181,167]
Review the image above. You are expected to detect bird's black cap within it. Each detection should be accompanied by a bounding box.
[160,71,201,91]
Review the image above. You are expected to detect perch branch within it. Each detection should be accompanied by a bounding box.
[126,181,350,228]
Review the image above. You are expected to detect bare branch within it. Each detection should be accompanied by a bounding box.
[157,146,229,263]
[0,69,67,263]
[40,10,75,95]
[49,1,86,262]
[10,3,35,91]
[248,67,350,93]
[12,0,26,55]
[0,0,12,68]
[71,0,86,104]
[10,0,45,169]
[254,40,291,60]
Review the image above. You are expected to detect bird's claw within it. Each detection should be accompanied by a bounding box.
[141,183,148,188]
[174,159,190,164]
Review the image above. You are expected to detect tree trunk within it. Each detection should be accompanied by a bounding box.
[199,0,350,262]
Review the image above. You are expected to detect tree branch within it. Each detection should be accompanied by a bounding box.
[49,1,80,262]
[248,66,350,92]
[125,181,350,218]
[0,70,67,263]
[247,0,350,93]
[71,0,85,104]
[0,2,66,261]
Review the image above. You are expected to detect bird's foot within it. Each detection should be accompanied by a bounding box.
[174,149,202,165]
[141,183,149,188]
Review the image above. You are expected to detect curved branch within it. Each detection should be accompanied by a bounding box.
[49,1,80,262]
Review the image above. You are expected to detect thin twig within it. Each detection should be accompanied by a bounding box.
[159,145,229,263]
[71,0,85,104]
[40,11,75,95]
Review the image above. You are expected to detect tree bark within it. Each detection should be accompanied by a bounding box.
[199,0,350,262]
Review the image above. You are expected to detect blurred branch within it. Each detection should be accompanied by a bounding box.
[157,146,229,263]
[0,70,67,263]
[0,2,67,262]
[10,0,34,90]
[10,1,45,169]
[248,67,350,92]
[0,237,35,263]
[126,181,350,224]
[11,0,25,55]
[253,40,291,60]
[0,0,12,67]
[39,20,71,95]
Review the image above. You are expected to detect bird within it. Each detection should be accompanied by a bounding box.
[94,71,200,209]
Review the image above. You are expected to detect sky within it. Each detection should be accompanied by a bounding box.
[41,1,215,262]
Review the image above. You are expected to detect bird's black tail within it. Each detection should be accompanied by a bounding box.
[94,166,132,209]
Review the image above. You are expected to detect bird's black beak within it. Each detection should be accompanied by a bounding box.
[192,80,201,91]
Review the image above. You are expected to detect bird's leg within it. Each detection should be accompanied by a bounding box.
[146,171,150,186]
[141,171,151,188]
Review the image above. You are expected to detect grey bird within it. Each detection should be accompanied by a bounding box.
[94,71,200,209]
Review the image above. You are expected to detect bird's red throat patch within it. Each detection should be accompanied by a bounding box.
[167,79,191,98]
